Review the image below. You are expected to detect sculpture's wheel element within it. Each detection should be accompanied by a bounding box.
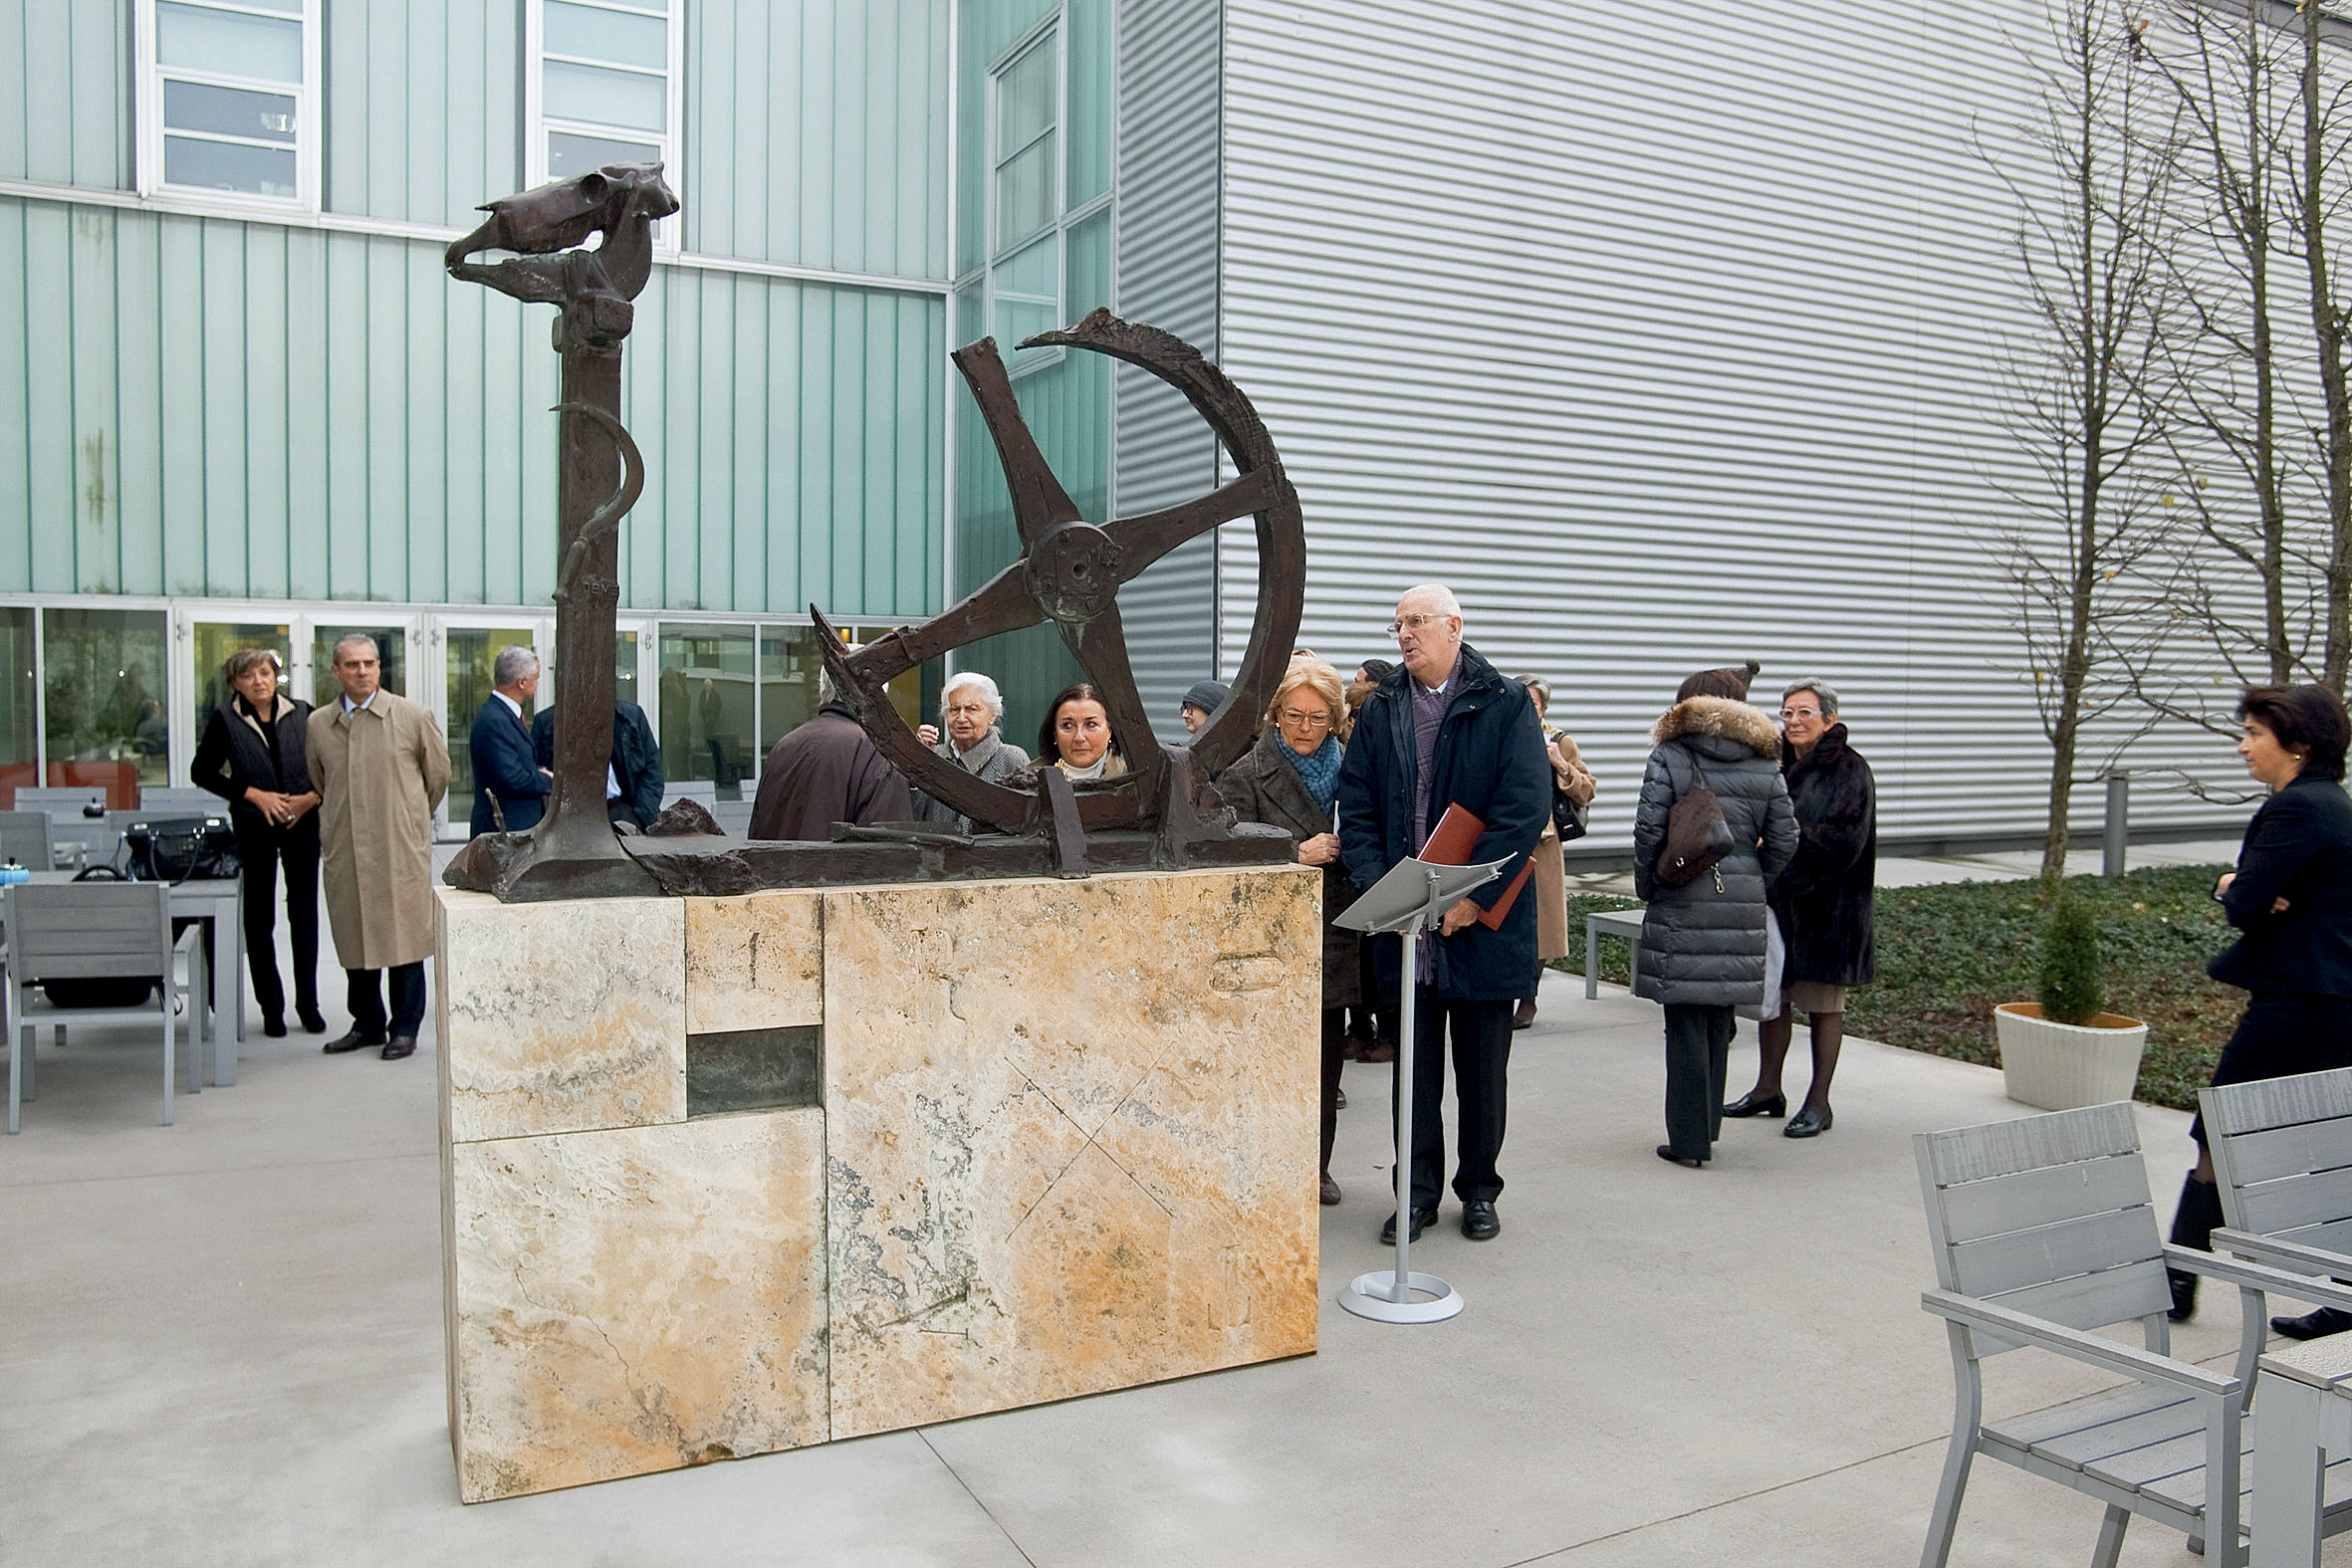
[817,309,1306,837]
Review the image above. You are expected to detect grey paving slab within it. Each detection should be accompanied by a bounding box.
[0,919,2289,1566]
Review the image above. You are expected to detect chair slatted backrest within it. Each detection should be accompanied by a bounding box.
[0,809,50,868]
[136,786,217,815]
[4,881,171,983]
[1915,1102,2171,1353]
[2203,1067,2352,1248]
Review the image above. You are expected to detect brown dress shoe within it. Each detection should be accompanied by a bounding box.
[323,1029,382,1055]
[1361,1038,1397,1063]
[380,1035,417,1061]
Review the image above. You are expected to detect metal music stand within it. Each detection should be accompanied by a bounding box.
[1332,852,1513,1324]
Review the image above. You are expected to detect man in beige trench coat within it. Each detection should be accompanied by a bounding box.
[309,634,449,1060]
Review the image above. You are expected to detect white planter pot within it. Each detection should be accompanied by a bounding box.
[1996,1003,2151,1111]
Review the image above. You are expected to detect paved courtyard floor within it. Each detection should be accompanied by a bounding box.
[6,838,2340,1566]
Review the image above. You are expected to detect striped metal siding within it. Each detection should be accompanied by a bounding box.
[1112,0,1224,725]
[0,200,942,616]
[323,0,520,227]
[1216,0,2246,848]
[0,1,129,188]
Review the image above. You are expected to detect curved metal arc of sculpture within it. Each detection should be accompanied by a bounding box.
[549,400,644,602]
[820,308,1305,836]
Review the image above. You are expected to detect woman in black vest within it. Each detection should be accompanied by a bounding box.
[192,648,324,1038]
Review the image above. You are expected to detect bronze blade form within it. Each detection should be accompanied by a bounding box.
[821,310,1305,836]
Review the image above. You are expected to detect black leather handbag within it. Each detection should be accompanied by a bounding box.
[123,816,241,883]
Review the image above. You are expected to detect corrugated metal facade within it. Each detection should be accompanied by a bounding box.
[0,0,950,620]
[1211,0,2247,848]
[1111,0,1224,726]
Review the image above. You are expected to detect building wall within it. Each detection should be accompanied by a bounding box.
[1212,0,2246,848]
[0,0,950,620]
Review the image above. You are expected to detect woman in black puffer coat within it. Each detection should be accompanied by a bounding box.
[1632,662,1797,1167]
[1724,678,1876,1140]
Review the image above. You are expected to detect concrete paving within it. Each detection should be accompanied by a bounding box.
[3,845,2340,1567]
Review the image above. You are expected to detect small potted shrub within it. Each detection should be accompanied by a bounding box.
[1996,895,2150,1109]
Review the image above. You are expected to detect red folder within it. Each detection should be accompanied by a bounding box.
[1419,801,1532,931]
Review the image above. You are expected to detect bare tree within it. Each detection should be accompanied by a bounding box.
[1981,0,2184,880]
[2285,0,2352,684]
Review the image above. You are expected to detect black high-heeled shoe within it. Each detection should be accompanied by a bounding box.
[1722,1090,1785,1119]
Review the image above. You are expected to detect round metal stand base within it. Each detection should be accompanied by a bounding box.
[1336,1269,1465,1324]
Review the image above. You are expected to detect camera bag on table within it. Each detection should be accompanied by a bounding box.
[37,817,236,1008]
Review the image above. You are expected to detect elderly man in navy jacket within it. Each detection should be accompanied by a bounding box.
[467,646,553,837]
[1337,583,1551,1245]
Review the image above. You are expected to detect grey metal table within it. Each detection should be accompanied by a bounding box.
[25,870,245,1084]
[2253,1333,2352,1565]
[1583,907,1644,999]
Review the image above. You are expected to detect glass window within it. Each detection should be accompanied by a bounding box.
[0,607,35,808]
[759,626,822,754]
[656,624,754,797]
[143,0,316,207]
[990,27,1063,374]
[188,619,290,746]
[532,0,676,244]
[445,628,543,826]
[310,625,407,710]
[43,608,169,806]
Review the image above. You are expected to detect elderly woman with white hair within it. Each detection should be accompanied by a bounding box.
[913,670,1031,831]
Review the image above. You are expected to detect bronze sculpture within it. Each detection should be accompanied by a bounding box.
[442,163,676,902]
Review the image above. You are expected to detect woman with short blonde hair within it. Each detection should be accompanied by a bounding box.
[1218,654,1360,1205]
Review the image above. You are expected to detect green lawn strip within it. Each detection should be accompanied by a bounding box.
[1551,864,2242,1113]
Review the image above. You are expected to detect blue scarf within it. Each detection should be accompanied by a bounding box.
[1278,734,1343,813]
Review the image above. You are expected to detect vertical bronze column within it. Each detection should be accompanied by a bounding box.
[441,165,676,901]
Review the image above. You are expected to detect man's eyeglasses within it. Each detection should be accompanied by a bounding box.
[1386,612,1448,638]
[1280,708,1332,730]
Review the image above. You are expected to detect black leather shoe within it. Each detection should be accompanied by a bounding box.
[1319,1174,1342,1206]
[1657,1144,1705,1168]
[2168,1267,2200,1323]
[297,1006,328,1035]
[323,1028,383,1055]
[1723,1090,1786,1119]
[1334,1086,1347,1110]
[1784,1105,1834,1138]
[1379,1205,1437,1244]
[262,1015,288,1038]
[381,1035,417,1061]
[1462,1200,1500,1239]
[2272,1307,2352,1341]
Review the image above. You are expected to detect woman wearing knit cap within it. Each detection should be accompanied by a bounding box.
[1632,660,1796,1166]
[1178,679,1229,735]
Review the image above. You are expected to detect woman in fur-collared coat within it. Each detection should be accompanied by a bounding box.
[1632,662,1797,1168]
[1724,678,1876,1140]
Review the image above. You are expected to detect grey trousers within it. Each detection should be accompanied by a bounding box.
[1662,1003,1735,1160]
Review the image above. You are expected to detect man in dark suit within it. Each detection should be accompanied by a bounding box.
[531,699,665,830]
[1336,583,1549,1246]
[467,646,552,837]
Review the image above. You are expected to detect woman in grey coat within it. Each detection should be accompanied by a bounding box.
[911,672,1030,831]
[1631,663,1797,1167]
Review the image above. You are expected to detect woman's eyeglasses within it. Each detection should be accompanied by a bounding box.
[1280,708,1332,729]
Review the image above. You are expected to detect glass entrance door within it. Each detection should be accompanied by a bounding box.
[187,615,292,755]
[305,621,412,710]
[442,622,546,830]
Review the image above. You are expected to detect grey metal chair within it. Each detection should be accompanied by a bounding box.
[1914,1101,2352,1568]
[0,809,51,869]
[4,880,205,1133]
[137,786,219,815]
[2206,1067,2352,1332]
[15,786,120,869]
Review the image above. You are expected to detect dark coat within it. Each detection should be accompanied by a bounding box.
[1768,723,1877,988]
[192,692,317,836]
[1631,697,1799,1007]
[911,728,1031,830]
[1217,729,1362,1010]
[2210,774,2352,998]
[749,703,914,841]
[531,701,665,828]
[468,696,550,837]
[1335,641,1552,1002]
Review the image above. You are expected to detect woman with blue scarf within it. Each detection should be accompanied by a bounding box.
[1216,655,1361,1206]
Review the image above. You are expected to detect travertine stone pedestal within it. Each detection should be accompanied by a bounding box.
[435,863,1320,1502]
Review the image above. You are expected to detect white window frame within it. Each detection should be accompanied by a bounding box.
[986,13,1067,378]
[134,0,323,214]
[524,0,687,255]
